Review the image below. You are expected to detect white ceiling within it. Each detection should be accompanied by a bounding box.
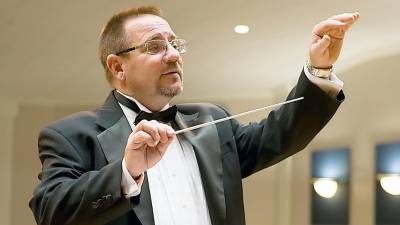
[1,0,399,106]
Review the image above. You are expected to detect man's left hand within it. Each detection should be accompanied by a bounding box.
[309,12,360,68]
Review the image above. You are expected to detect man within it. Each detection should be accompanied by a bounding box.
[29,5,359,225]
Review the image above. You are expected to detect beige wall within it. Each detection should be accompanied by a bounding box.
[4,53,400,225]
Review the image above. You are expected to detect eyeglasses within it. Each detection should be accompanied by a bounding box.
[115,39,187,55]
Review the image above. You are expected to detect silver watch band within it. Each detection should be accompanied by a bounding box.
[306,60,334,78]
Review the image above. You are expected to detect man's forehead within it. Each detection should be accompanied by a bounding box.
[124,15,176,43]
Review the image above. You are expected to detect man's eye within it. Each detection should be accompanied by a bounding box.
[147,42,163,53]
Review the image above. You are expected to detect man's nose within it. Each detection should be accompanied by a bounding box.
[162,44,181,63]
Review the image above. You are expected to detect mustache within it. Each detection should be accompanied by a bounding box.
[162,63,183,76]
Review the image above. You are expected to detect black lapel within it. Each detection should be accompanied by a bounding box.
[96,91,155,225]
[174,106,226,225]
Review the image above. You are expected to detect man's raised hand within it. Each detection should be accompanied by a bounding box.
[309,12,360,68]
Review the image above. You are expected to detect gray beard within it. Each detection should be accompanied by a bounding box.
[158,85,183,98]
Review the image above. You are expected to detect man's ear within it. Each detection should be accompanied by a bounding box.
[106,54,125,81]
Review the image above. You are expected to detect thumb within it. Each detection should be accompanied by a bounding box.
[316,35,331,53]
[156,137,173,156]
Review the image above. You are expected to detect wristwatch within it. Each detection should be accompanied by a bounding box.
[306,60,334,79]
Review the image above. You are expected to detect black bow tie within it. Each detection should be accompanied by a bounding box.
[114,90,177,125]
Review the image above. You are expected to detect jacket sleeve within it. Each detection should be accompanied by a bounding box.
[230,71,343,178]
[29,127,133,225]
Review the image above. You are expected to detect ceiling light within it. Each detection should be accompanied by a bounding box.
[313,178,338,198]
[234,25,249,34]
[380,174,400,195]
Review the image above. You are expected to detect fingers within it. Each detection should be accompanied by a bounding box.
[313,19,347,38]
[130,120,175,149]
[156,132,174,155]
[330,12,360,23]
[149,120,175,144]
[154,123,175,156]
[313,12,359,39]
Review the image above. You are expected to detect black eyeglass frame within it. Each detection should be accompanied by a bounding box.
[115,39,186,56]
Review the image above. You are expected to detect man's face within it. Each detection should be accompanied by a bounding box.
[120,15,184,101]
